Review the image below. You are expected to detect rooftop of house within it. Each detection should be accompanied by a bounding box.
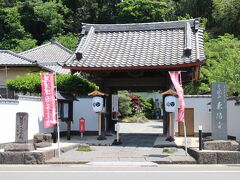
[0,50,36,66]
[65,18,205,70]
[19,40,73,63]
[0,40,73,74]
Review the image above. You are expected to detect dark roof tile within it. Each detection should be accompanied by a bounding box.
[0,50,35,66]
[66,19,205,70]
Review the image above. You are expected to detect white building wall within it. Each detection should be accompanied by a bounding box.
[71,97,98,131]
[172,96,240,140]
[227,100,240,140]
[1,95,240,144]
[0,98,53,144]
[174,96,212,134]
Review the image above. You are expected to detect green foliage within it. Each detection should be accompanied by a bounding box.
[7,73,98,95]
[76,145,91,152]
[56,33,78,51]
[7,73,41,94]
[33,1,69,40]
[116,0,176,23]
[118,91,154,119]
[118,91,132,118]
[121,113,148,123]
[212,0,240,35]
[175,0,213,21]
[144,97,154,119]
[62,0,118,32]
[0,7,25,40]
[185,34,240,96]
[56,74,98,96]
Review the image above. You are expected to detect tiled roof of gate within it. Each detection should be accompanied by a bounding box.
[65,19,205,69]
[0,50,35,66]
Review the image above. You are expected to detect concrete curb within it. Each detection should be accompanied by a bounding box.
[0,143,81,164]
[188,148,240,164]
[46,161,89,164]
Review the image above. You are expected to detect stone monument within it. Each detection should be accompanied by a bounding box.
[211,82,227,140]
[4,112,35,151]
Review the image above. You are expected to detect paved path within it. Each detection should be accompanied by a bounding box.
[47,146,195,164]
[120,134,159,147]
[118,120,163,134]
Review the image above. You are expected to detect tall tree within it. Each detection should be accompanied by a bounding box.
[116,0,176,23]
[62,0,118,33]
[184,34,240,96]
[212,0,240,35]
[0,6,36,51]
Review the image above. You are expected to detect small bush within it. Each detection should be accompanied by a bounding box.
[118,91,132,118]
[7,72,98,95]
[121,113,149,123]
[76,145,91,152]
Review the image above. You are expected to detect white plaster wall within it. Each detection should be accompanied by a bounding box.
[71,97,98,131]
[0,99,53,144]
[0,103,18,143]
[172,97,240,140]
[227,100,240,140]
[173,97,212,134]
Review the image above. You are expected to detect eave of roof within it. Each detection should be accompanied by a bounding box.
[65,61,204,71]
[0,50,37,66]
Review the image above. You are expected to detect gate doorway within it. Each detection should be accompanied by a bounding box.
[178,108,194,136]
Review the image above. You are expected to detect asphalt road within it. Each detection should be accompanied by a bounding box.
[0,164,240,180]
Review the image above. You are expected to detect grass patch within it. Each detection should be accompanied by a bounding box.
[76,145,91,152]
[120,114,149,123]
[162,147,178,154]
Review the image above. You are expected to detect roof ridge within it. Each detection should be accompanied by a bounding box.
[84,18,196,26]
[83,18,200,32]
[19,42,51,55]
[19,40,73,56]
[51,40,73,54]
[0,50,36,64]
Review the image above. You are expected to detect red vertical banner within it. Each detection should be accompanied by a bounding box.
[169,71,185,122]
[41,73,57,128]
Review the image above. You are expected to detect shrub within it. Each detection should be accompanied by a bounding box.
[121,113,149,123]
[7,72,98,95]
[118,91,132,118]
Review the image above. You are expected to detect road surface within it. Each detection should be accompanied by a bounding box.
[0,164,240,180]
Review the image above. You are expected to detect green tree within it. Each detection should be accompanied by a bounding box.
[185,34,240,96]
[175,0,213,21]
[116,0,176,23]
[56,33,78,51]
[62,0,118,33]
[118,91,132,118]
[212,0,240,35]
[33,0,69,41]
[0,6,37,51]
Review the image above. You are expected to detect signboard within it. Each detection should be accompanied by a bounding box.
[15,112,28,143]
[41,73,57,128]
[211,82,227,140]
[112,95,118,120]
[63,103,69,118]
